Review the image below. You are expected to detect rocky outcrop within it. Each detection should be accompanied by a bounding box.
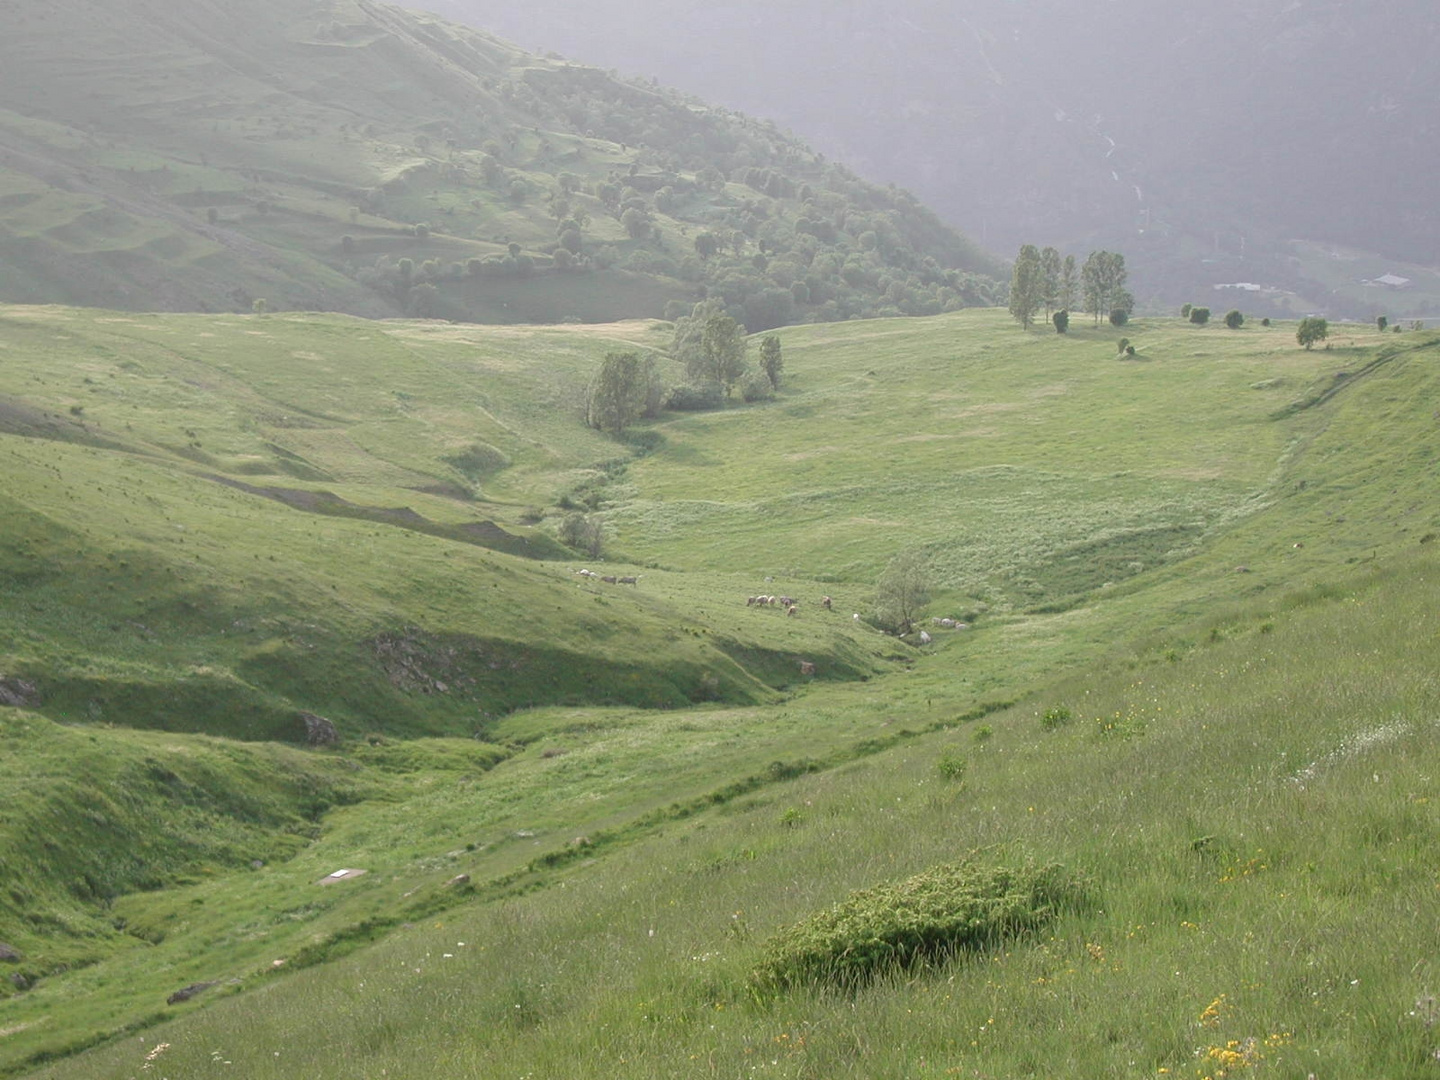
[167,981,217,1005]
[0,677,39,709]
[301,712,338,747]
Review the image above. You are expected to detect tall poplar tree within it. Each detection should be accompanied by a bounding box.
[1081,250,1129,325]
[1008,244,1044,329]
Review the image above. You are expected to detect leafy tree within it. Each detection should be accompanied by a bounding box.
[1059,255,1078,312]
[1040,246,1062,318]
[406,282,440,317]
[874,549,931,634]
[413,223,430,240]
[693,232,719,260]
[672,300,748,394]
[698,312,748,392]
[1189,307,1211,325]
[621,207,651,239]
[1053,309,1069,334]
[1297,316,1328,350]
[1376,315,1388,332]
[1181,303,1193,319]
[759,335,783,388]
[1081,251,1127,325]
[251,298,269,314]
[586,351,649,434]
[1008,244,1043,329]
[1109,307,1130,327]
[559,227,583,255]
[1224,309,1245,329]
[557,512,604,558]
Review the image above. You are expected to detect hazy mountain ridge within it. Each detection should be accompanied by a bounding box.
[0,0,1000,323]
[417,0,1440,314]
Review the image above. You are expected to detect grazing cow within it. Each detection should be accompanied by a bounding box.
[798,660,816,676]
[577,568,596,577]
[938,618,956,628]
[747,596,759,607]
[853,613,861,622]
[786,604,798,617]
[600,575,618,584]
[767,596,779,607]
[617,576,638,585]
[919,630,932,645]
[778,595,794,608]
[821,595,832,610]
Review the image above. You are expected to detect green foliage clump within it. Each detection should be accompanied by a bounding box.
[1189,307,1212,325]
[1181,303,1193,319]
[749,857,1089,993]
[1297,316,1328,350]
[758,335,783,389]
[739,370,775,403]
[1040,706,1073,730]
[662,381,725,412]
[1224,309,1245,329]
[935,749,968,781]
[1052,309,1069,334]
[587,351,655,434]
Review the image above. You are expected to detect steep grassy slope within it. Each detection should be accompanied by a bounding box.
[20,534,1440,1079]
[0,0,999,325]
[2,305,1438,1074]
[0,305,896,746]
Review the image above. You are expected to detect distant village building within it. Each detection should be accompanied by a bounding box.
[1366,274,1412,289]
[1214,282,1265,293]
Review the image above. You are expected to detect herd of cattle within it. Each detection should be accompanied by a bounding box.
[574,568,640,586]
[572,567,969,639]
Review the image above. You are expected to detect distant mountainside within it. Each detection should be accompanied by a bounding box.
[417,0,1440,317]
[0,0,1000,324]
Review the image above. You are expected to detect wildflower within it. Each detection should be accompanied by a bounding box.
[1199,994,1227,1028]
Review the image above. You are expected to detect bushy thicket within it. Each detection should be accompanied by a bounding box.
[749,856,1090,993]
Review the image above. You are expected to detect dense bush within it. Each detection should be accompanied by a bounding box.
[1189,307,1212,325]
[739,371,775,402]
[749,857,1089,994]
[662,381,725,412]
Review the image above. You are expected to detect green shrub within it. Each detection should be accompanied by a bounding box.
[663,382,724,412]
[739,371,775,403]
[1225,309,1244,329]
[749,857,1089,994]
[936,750,968,781]
[1040,706,1072,730]
[1189,307,1211,326]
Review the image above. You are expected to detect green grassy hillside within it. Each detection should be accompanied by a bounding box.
[2,304,1438,1075]
[0,0,1000,326]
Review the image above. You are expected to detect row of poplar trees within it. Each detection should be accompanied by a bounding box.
[1008,246,1133,329]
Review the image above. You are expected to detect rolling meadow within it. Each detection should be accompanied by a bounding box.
[2,305,1439,1078]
